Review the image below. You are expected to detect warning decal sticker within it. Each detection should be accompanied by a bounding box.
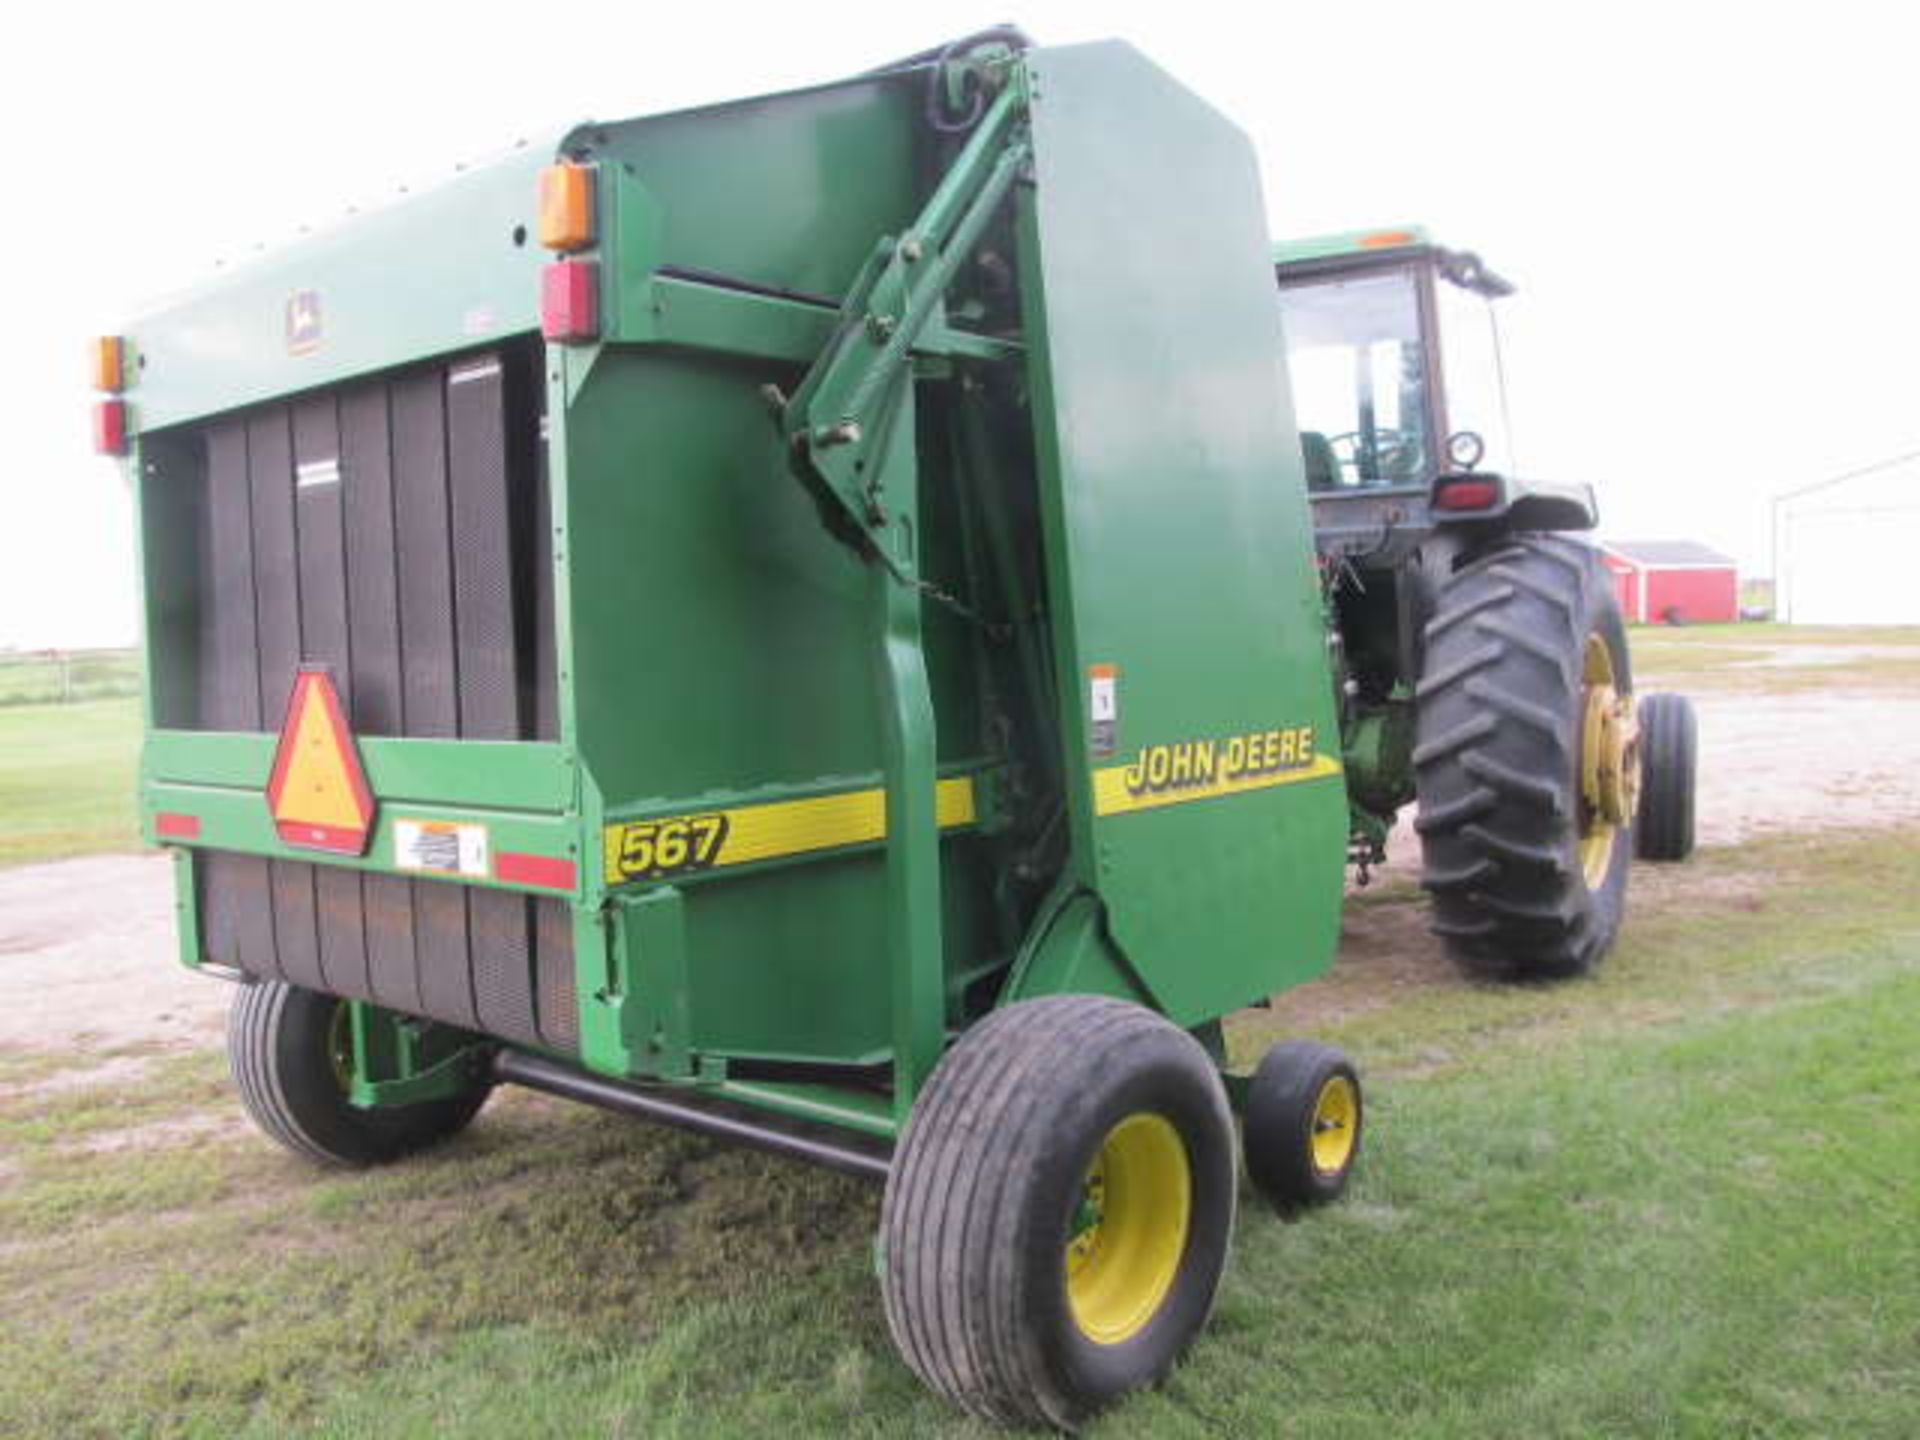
[604,776,978,886]
[1092,725,1341,817]
[394,819,491,878]
[1088,664,1119,758]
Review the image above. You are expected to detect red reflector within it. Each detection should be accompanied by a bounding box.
[496,851,578,891]
[94,399,129,456]
[541,260,599,342]
[1435,479,1500,511]
[155,811,201,839]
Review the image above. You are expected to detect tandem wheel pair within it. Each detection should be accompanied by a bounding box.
[229,983,1361,1431]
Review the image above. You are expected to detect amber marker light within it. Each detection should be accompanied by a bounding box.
[92,335,127,392]
[537,164,596,251]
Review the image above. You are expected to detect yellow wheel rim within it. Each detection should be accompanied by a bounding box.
[1577,633,1640,889]
[1309,1075,1359,1176]
[1065,1113,1191,1345]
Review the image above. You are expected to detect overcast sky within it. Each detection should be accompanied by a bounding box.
[3,0,1911,648]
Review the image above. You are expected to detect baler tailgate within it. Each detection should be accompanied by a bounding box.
[140,338,577,1050]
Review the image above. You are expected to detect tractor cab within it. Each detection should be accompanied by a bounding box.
[1274,225,1515,495]
[1276,226,1595,563]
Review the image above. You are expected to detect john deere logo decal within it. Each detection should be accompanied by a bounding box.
[1091,724,1342,817]
[286,290,323,354]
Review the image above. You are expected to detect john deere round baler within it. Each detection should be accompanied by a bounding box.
[106,35,1444,1426]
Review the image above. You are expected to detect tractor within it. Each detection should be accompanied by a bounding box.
[1275,228,1697,976]
[100,33,1693,1431]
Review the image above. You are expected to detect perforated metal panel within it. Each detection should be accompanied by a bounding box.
[197,420,261,730]
[167,341,554,741]
[362,873,425,1015]
[447,357,521,740]
[534,895,578,1051]
[392,367,461,739]
[203,857,576,1053]
[171,340,571,1049]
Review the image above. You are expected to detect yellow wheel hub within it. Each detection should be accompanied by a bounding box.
[1578,633,1641,888]
[1309,1075,1359,1176]
[1065,1113,1191,1345]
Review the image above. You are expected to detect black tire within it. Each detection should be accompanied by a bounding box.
[228,980,488,1167]
[1243,1040,1362,1212]
[1413,534,1633,979]
[1635,692,1697,861]
[880,996,1236,1430]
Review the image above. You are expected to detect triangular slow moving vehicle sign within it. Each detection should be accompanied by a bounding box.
[266,668,376,855]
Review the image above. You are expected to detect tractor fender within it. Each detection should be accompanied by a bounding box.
[1432,473,1599,533]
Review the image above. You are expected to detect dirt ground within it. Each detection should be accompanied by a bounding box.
[3,639,1919,1058]
[0,853,225,1054]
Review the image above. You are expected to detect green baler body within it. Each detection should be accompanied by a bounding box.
[124,42,1345,1136]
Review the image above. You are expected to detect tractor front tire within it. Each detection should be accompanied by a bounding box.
[1414,534,1635,979]
[1243,1040,1363,1212]
[1635,692,1698,861]
[880,996,1236,1430]
[228,980,487,1167]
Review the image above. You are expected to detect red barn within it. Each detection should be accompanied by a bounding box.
[1599,540,1739,624]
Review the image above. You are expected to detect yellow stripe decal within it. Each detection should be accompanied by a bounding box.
[1092,726,1343,818]
[604,776,976,885]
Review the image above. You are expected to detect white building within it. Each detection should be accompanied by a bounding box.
[1777,460,1920,625]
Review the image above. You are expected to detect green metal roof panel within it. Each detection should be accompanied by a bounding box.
[1271,225,1433,267]
[567,69,925,306]
[125,59,934,433]
[125,132,571,430]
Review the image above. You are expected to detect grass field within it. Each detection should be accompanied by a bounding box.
[0,648,141,707]
[0,697,141,867]
[2,827,1916,1437]
[1629,622,1920,647]
[1628,623,1920,694]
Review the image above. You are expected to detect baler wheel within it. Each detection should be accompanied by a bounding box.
[1242,1039,1363,1212]
[879,996,1236,1430]
[1634,693,1698,861]
[228,980,487,1168]
[1414,534,1635,979]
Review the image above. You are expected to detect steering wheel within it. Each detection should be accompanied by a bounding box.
[1328,428,1425,482]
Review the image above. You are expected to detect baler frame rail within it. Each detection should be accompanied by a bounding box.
[492,1049,893,1182]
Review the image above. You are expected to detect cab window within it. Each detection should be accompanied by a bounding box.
[1278,268,1433,489]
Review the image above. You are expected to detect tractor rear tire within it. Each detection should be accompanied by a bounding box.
[1635,693,1697,861]
[1413,534,1634,979]
[228,980,487,1168]
[879,996,1236,1430]
[1242,1040,1363,1213]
